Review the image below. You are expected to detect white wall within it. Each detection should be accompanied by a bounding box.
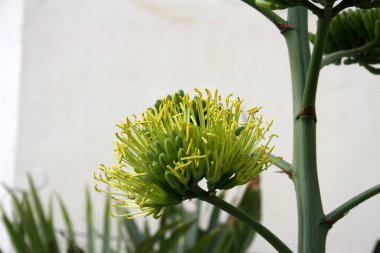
[3,0,380,252]
[0,0,23,250]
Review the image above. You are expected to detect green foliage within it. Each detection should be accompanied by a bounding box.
[1,176,261,253]
[0,177,60,253]
[373,240,380,253]
[0,178,102,253]
[120,180,261,253]
[85,189,95,253]
[211,180,261,253]
[311,8,380,74]
[353,0,380,9]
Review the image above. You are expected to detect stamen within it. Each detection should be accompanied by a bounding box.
[131,173,147,178]
[194,88,202,98]
[186,138,193,155]
[174,161,192,169]
[206,133,218,138]
[181,155,207,160]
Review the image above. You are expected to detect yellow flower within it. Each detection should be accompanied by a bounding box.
[95,89,275,218]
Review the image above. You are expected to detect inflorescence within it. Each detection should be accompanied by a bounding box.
[95,89,276,219]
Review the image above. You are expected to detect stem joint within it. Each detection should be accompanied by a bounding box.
[277,23,295,33]
[296,106,317,121]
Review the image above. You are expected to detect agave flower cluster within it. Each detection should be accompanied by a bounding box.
[95,89,275,218]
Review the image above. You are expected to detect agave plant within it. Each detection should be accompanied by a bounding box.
[0,176,113,253]
[115,178,261,253]
[1,174,262,253]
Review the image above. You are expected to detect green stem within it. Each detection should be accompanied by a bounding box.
[364,64,380,74]
[300,6,333,112]
[283,7,310,116]
[301,2,323,17]
[192,186,293,253]
[283,7,329,253]
[241,0,291,32]
[321,42,376,68]
[324,184,380,225]
[292,116,329,253]
[268,154,293,176]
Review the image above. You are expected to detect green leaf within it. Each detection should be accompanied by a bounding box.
[67,245,85,253]
[27,175,60,252]
[186,227,222,253]
[0,207,28,253]
[102,194,111,253]
[46,196,60,253]
[124,218,144,249]
[143,219,151,237]
[184,200,201,249]
[125,243,134,253]
[47,196,54,227]
[204,192,226,252]
[116,216,123,253]
[85,189,95,253]
[373,240,380,253]
[2,184,24,224]
[158,204,187,250]
[23,194,46,253]
[212,181,261,253]
[135,219,190,253]
[156,220,195,253]
[212,224,237,253]
[234,181,261,251]
[57,197,83,253]
[57,197,75,243]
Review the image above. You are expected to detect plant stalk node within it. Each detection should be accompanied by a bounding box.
[296,106,317,121]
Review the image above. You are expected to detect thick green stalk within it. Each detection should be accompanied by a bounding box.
[192,186,293,253]
[283,7,310,116]
[292,115,329,253]
[283,7,329,253]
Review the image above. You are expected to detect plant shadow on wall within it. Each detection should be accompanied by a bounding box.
[2,2,380,253]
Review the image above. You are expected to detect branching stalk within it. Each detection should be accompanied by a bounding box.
[192,185,293,253]
[301,1,323,17]
[300,5,333,112]
[241,0,292,32]
[268,154,293,176]
[332,0,353,16]
[323,184,380,225]
[321,42,376,68]
[364,64,380,74]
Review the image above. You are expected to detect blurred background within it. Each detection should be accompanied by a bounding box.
[1,0,379,252]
